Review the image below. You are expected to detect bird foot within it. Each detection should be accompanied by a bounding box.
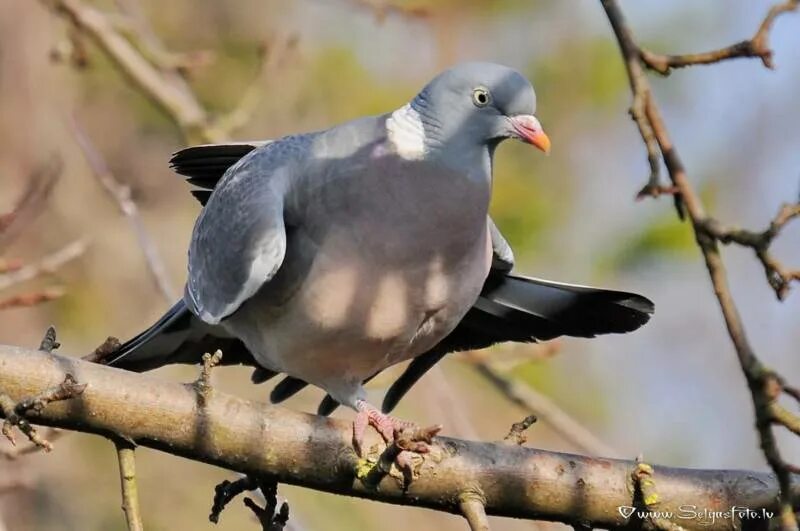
[353,400,441,480]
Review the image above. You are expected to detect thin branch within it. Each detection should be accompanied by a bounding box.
[630,461,687,531]
[502,415,537,446]
[0,157,62,248]
[1,429,65,461]
[0,239,87,292]
[210,475,259,524]
[83,336,122,364]
[194,349,223,401]
[42,0,217,143]
[211,476,296,531]
[115,439,144,531]
[0,288,65,311]
[214,35,299,139]
[599,2,800,529]
[334,0,431,24]
[110,0,214,75]
[0,373,86,451]
[699,203,800,300]
[39,326,60,353]
[42,0,291,146]
[1,345,793,530]
[459,493,490,531]
[69,117,176,302]
[469,357,619,458]
[640,0,799,74]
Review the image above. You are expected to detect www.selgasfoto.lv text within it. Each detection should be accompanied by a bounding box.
[618,505,775,525]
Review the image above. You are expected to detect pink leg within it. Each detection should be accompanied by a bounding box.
[352,400,442,480]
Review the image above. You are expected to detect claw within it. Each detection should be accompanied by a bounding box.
[352,400,441,484]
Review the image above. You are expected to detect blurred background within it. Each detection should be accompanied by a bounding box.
[1,0,799,529]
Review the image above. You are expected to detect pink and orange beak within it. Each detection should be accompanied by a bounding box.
[508,115,551,154]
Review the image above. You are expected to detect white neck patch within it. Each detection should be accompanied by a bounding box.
[386,103,427,160]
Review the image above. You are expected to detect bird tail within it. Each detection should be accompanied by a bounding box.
[474,273,654,341]
[103,300,259,373]
[363,273,654,415]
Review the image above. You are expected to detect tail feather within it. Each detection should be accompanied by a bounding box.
[105,300,256,372]
[480,274,653,340]
[375,274,654,414]
[170,142,268,187]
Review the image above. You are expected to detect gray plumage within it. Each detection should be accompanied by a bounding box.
[106,62,654,413]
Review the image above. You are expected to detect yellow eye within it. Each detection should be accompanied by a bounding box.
[472,88,491,107]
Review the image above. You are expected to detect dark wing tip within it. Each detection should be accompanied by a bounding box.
[269,376,309,404]
[317,395,340,416]
[602,292,655,334]
[618,293,655,315]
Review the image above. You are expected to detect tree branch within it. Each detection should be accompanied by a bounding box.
[0,157,62,248]
[69,117,177,302]
[639,0,799,75]
[0,345,796,530]
[599,1,800,529]
[0,239,87,293]
[41,0,218,143]
[698,203,800,301]
[470,357,618,458]
[114,439,144,531]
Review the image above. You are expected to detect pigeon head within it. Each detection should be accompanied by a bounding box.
[386,62,550,162]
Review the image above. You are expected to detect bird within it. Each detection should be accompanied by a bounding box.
[105,62,654,459]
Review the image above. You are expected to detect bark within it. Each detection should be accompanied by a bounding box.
[0,345,795,529]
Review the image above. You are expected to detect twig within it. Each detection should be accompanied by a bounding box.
[502,415,537,446]
[0,374,86,450]
[0,157,62,248]
[43,0,292,147]
[335,0,431,23]
[210,475,289,530]
[1,429,65,460]
[459,492,490,531]
[43,0,217,143]
[0,239,87,292]
[69,117,176,302]
[39,326,60,353]
[115,439,144,531]
[243,479,290,531]
[470,358,618,458]
[599,1,800,529]
[639,0,799,75]
[0,288,65,311]
[195,350,223,401]
[214,35,299,139]
[110,0,214,75]
[630,461,687,531]
[698,203,800,300]
[83,336,122,363]
[210,475,258,523]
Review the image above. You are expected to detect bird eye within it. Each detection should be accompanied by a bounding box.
[472,88,491,108]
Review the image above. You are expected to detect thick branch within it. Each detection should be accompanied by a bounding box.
[0,345,796,530]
